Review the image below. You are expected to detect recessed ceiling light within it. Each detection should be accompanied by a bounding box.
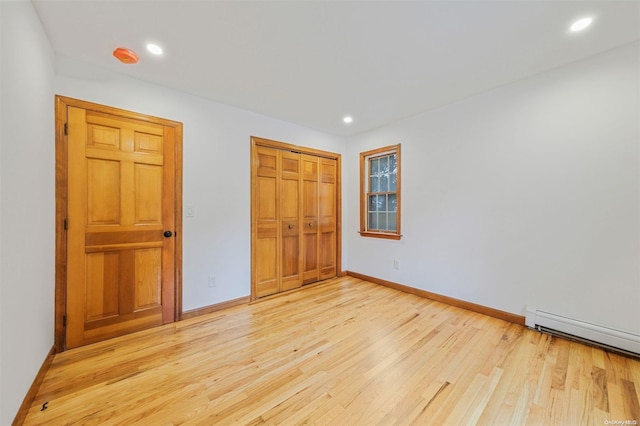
[570,17,593,32]
[343,116,353,124]
[146,43,163,55]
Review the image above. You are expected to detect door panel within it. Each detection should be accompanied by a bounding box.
[87,159,120,224]
[135,164,163,224]
[66,105,177,349]
[85,252,119,320]
[134,247,163,310]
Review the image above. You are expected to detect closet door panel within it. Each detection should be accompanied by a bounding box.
[280,151,302,291]
[302,155,320,284]
[319,158,337,279]
[254,147,279,297]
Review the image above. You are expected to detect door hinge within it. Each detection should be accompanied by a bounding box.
[63,218,68,230]
[64,122,68,135]
[62,314,67,327]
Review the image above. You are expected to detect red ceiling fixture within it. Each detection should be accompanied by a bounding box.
[113,47,138,64]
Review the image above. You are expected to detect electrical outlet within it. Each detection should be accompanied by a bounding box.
[208,276,216,288]
[393,260,399,270]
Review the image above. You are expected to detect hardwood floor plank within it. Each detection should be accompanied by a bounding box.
[592,366,610,412]
[22,277,640,425]
[621,379,640,421]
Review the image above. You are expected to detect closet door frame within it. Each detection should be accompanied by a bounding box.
[250,136,342,301]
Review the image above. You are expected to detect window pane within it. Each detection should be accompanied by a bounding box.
[380,174,388,192]
[389,154,397,173]
[390,173,397,191]
[388,213,397,231]
[378,213,387,230]
[380,156,389,174]
[370,158,379,175]
[370,176,379,192]
[389,194,397,212]
[369,195,377,212]
[380,194,387,212]
[369,212,377,230]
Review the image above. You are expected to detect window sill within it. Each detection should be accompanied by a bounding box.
[359,231,402,240]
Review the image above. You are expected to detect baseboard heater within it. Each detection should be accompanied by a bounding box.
[525,307,640,358]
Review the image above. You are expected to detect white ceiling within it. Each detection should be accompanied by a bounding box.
[32,0,640,136]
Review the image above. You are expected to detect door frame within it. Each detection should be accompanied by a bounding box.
[54,96,183,352]
[250,136,342,301]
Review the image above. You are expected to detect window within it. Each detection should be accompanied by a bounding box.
[360,144,401,240]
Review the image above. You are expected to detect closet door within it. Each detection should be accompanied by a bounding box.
[319,158,338,279]
[253,147,302,297]
[302,155,337,282]
[302,154,320,284]
[251,137,340,300]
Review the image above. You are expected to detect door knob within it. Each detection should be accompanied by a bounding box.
[288,224,294,229]
[163,230,173,238]
[308,222,313,227]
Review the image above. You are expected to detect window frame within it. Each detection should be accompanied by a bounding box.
[359,144,401,240]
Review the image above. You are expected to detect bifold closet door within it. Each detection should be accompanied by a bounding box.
[254,147,302,297]
[253,142,337,298]
[302,155,337,282]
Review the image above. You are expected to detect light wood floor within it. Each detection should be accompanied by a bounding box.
[24,276,640,425]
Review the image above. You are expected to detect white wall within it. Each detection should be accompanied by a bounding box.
[0,1,56,423]
[55,57,347,312]
[346,42,640,335]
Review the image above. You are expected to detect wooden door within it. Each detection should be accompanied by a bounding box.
[302,155,337,282]
[251,137,341,300]
[253,147,302,297]
[63,101,181,349]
